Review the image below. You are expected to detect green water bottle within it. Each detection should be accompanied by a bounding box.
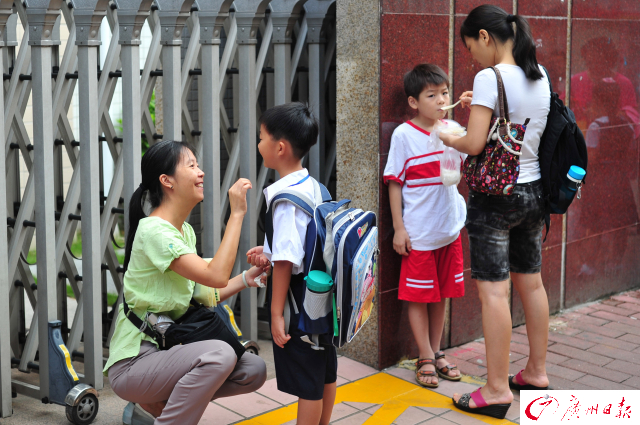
[304,270,339,337]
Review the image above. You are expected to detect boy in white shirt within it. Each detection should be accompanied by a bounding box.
[246,102,336,425]
[384,64,466,388]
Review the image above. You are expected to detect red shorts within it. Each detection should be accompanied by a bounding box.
[398,235,465,303]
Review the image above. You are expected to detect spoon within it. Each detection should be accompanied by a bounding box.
[440,99,462,111]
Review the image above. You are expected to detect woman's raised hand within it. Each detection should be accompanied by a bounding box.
[228,178,252,217]
[460,91,473,109]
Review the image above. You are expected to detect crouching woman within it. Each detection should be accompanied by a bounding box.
[104,140,267,425]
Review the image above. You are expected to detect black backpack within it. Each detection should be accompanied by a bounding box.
[538,66,588,238]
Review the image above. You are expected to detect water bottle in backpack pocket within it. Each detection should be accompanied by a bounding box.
[550,165,586,214]
[298,270,335,335]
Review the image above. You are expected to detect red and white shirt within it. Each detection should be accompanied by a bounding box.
[383,121,466,251]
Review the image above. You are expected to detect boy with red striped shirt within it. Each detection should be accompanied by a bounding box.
[383,64,466,388]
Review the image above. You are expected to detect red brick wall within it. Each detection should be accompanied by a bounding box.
[377,0,640,369]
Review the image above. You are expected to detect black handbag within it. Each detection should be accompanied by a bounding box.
[124,297,246,360]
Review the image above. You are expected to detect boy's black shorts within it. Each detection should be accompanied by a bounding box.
[272,332,337,400]
[267,273,338,400]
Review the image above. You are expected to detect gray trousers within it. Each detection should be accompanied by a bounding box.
[109,340,267,425]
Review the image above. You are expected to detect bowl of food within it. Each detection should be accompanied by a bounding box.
[437,120,467,137]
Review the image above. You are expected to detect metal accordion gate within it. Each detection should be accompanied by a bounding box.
[0,0,336,416]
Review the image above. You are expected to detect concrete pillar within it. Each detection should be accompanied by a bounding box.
[335,0,378,368]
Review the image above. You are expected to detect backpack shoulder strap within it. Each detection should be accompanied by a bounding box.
[265,190,315,251]
[311,178,332,203]
[540,65,553,243]
[541,65,553,95]
[264,177,332,254]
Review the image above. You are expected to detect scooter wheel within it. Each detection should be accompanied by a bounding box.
[66,393,99,425]
[242,340,260,356]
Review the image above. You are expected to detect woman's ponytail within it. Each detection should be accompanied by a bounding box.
[511,14,543,80]
[123,140,197,271]
[460,5,543,81]
[124,185,147,270]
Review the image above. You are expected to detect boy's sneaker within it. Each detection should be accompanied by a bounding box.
[122,402,155,425]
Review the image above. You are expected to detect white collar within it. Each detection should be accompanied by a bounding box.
[263,168,310,204]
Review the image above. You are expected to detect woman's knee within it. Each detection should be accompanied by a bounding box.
[216,342,239,371]
[193,341,238,375]
[108,371,123,398]
[477,280,510,304]
[107,363,128,399]
[512,272,544,294]
[243,353,267,390]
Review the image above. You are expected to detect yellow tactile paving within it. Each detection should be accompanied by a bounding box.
[235,373,515,425]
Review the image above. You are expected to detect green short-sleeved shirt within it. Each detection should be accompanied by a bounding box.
[103,216,197,373]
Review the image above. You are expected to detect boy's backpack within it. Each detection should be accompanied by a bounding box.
[539,66,588,238]
[265,177,378,348]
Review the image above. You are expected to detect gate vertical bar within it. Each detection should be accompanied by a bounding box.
[25,0,63,400]
[197,0,232,256]
[0,2,13,417]
[273,43,291,105]
[74,0,108,390]
[162,44,181,140]
[304,0,333,181]
[116,0,153,235]
[307,40,322,179]
[270,0,306,106]
[157,0,194,141]
[235,0,270,341]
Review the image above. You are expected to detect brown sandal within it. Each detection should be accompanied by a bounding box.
[435,351,462,381]
[415,358,438,388]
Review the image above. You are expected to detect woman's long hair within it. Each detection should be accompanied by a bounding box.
[124,140,197,270]
[460,4,543,80]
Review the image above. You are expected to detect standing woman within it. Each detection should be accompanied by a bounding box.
[438,5,551,419]
[104,140,268,424]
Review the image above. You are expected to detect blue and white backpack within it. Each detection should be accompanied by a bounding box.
[265,177,378,348]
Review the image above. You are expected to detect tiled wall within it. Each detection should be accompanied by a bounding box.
[563,2,640,307]
[377,0,640,368]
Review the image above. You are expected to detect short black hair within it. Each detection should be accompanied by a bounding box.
[403,64,449,100]
[260,102,318,159]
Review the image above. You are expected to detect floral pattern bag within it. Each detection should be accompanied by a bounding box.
[463,66,530,196]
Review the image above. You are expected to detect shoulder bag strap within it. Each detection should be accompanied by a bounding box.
[491,66,509,123]
[491,66,508,120]
[123,297,157,339]
[541,65,553,95]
